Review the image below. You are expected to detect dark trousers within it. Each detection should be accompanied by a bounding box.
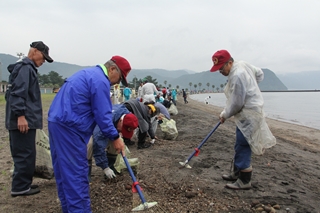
[138,131,147,146]
[183,97,188,103]
[9,129,36,193]
[234,127,252,170]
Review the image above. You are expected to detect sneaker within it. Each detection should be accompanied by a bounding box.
[11,188,40,197]
[137,143,151,149]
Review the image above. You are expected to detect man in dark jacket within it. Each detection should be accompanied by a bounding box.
[5,41,53,197]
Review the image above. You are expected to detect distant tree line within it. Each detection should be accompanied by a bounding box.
[127,75,229,93]
[38,71,65,89]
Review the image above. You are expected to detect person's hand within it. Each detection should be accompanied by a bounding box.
[150,139,155,144]
[104,167,116,179]
[112,137,125,155]
[17,116,29,134]
[219,116,225,124]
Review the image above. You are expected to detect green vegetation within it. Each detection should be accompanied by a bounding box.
[0,94,5,105]
[0,93,55,106]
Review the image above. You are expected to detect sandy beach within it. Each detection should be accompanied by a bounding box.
[0,94,319,212]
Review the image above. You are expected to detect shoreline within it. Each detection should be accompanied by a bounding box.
[189,93,320,131]
[186,97,320,153]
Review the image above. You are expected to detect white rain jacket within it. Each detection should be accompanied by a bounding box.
[220,61,276,155]
[141,82,158,103]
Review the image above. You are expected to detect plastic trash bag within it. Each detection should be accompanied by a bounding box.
[168,104,178,115]
[114,145,140,173]
[159,118,178,140]
[34,129,54,179]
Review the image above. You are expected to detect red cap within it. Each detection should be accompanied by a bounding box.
[210,50,231,72]
[111,55,131,87]
[122,113,139,139]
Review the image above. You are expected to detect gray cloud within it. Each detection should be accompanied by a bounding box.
[1,0,319,74]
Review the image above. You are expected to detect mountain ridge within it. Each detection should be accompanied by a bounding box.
[1,53,319,90]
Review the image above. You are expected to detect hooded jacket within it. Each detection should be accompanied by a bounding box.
[123,99,155,139]
[5,57,43,130]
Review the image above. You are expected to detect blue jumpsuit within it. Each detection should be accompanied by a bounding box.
[48,65,119,213]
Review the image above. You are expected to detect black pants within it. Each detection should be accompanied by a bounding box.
[138,131,147,146]
[9,129,36,193]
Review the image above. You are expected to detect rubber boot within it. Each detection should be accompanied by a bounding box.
[88,160,92,183]
[222,162,239,181]
[226,167,252,190]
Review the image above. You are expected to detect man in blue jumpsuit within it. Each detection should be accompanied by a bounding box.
[90,104,138,180]
[48,56,131,213]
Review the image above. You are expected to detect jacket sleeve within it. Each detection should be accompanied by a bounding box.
[91,77,119,141]
[147,117,155,139]
[9,65,31,117]
[220,75,246,119]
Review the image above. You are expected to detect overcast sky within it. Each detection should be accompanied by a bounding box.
[1,0,319,74]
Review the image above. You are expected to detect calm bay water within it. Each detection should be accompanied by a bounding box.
[190,92,320,130]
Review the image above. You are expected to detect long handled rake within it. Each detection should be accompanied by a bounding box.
[179,121,221,169]
[121,152,158,211]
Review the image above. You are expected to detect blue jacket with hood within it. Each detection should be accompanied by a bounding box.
[93,104,130,169]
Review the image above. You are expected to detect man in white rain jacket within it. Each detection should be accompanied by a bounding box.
[210,49,276,190]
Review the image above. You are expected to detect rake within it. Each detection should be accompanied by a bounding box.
[121,152,158,211]
[179,121,221,169]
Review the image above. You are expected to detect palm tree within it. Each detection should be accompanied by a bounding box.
[164,80,167,87]
[168,84,171,88]
[189,82,192,91]
[220,84,224,91]
[206,82,210,91]
[194,84,197,91]
[176,85,179,90]
[212,85,215,92]
[198,82,202,91]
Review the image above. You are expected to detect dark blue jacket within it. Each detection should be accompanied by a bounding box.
[5,58,42,130]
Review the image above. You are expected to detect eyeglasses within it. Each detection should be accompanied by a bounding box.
[219,61,229,72]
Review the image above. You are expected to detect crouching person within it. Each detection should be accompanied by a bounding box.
[88,104,139,181]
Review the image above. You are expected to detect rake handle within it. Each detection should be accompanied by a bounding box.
[121,152,147,204]
[186,121,221,162]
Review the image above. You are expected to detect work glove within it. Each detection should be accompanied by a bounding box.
[104,167,116,179]
[150,139,155,144]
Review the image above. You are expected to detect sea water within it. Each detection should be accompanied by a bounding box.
[190,92,320,130]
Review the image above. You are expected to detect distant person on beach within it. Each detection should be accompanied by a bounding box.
[141,79,158,103]
[137,81,144,101]
[48,55,131,212]
[210,49,276,190]
[182,89,188,104]
[123,86,132,101]
[5,41,53,197]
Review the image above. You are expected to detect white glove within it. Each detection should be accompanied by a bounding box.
[104,167,116,179]
[150,139,155,144]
